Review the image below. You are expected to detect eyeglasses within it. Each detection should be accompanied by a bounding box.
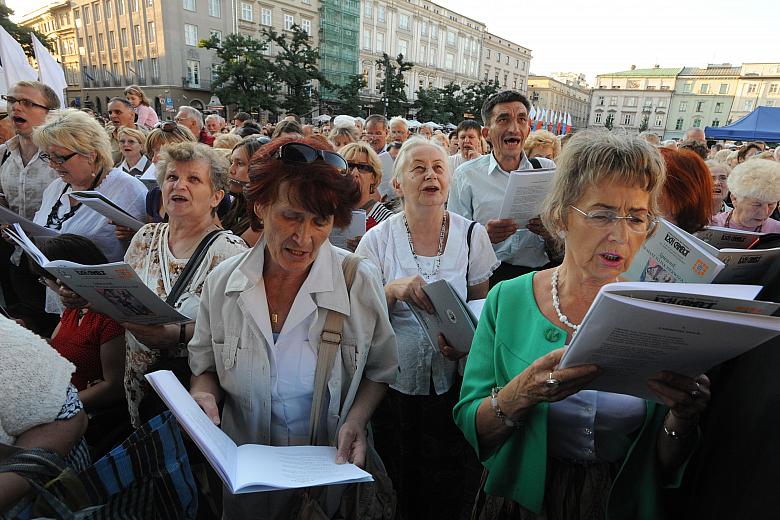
[276,142,347,174]
[40,151,79,165]
[119,139,140,145]
[347,161,375,175]
[2,95,50,111]
[570,205,657,234]
[155,121,178,132]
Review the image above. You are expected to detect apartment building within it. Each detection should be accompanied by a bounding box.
[527,74,591,130]
[480,32,531,95]
[729,63,780,123]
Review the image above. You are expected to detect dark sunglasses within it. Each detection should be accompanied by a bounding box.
[276,142,347,174]
[155,120,179,132]
[347,161,376,175]
[2,95,50,111]
[40,151,79,165]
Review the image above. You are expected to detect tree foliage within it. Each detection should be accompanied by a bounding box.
[336,74,367,116]
[639,114,649,132]
[412,79,501,125]
[0,5,54,57]
[264,25,328,116]
[604,113,614,131]
[199,33,279,115]
[375,53,413,117]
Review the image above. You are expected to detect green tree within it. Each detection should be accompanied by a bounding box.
[375,53,413,117]
[639,114,649,132]
[264,25,329,116]
[335,74,367,116]
[0,5,53,57]
[199,33,279,115]
[436,82,467,124]
[604,113,614,131]
[461,79,501,124]
[413,85,443,122]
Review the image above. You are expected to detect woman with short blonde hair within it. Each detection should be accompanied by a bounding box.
[524,130,561,161]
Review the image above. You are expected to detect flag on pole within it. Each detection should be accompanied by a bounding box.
[565,113,572,135]
[529,104,536,126]
[548,110,555,133]
[536,108,545,131]
[32,35,67,107]
[556,112,563,135]
[0,25,37,90]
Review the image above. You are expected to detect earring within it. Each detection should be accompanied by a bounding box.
[369,184,376,194]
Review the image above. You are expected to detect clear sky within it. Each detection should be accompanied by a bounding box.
[8,0,779,85]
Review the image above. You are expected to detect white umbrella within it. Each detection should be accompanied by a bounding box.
[316,115,331,122]
[407,120,422,128]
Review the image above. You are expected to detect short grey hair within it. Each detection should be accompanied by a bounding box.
[33,109,113,175]
[540,129,666,238]
[727,159,780,202]
[155,141,229,197]
[389,116,408,131]
[177,106,204,130]
[705,159,732,176]
[205,113,224,125]
[638,131,660,146]
[392,136,450,185]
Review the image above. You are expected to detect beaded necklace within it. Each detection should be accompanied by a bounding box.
[403,212,447,279]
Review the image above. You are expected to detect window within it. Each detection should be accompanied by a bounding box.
[505,55,509,65]
[700,83,709,94]
[693,118,702,128]
[658,99,667,108]
[675,118,684,130]
[622,113,632,125]
[770,83,779,94]
[83,6,90,23]
[118,0,124,15]
[485,49,490,59]
[87,35,94,52]
[431,25,437,38]
[516,59,519,69]
[241,3,253,21]
[104,0,112,18]
[151,57,159,79]
[496,51,500,63]
[594,113,602,124]
[377,6,385,22]
[647,86,656,90]
[301,19,311,35]
[421,22,427,36]
[429,48,436,67]
[767,101,776,107]
[445,52,454,70]
[94,4,101,21]
[364,3,372,18]
[208,0,221,17]
[120,28,127,47]
[137,59,144,79]
[98,33,104,51]
[209,29,222,42]
[625,97,637,107]
[711,119,720,127]
[399,13,409,30]
[147,21,155,43]
[714,102,722,113]
[133,24,141,45]
[446,30,455,46]
[183,0,195,11]
[363,29,371,50]
[284,14,294,30]
[655,116,663,127]
[747,83,757,94]
[109,31,116,48]
[609,96,617,106]
[184,24,198,46]
[682,82,692,93]
[147,0,153,5]
[419,46,426,63]
[743,100,753,111]
[261,8,271,26]
[719,83,728,95]
[598,96,604,106]
[131,0,138,12]
[186,60,200,87]
[679,101,687,112]
[376,32,384,52]
[398,39,408,58]
[695,101,705,112]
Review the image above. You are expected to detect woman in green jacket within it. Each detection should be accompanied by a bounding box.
[454,130,711,520]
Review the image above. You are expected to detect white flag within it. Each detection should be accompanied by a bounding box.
[32,35,66,107]
[0,65,7,98]
[0,25,37,91]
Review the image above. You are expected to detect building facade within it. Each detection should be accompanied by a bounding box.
[527,74,591,130]
[234,0,319,61]
[588,66,681,135]
[480,31,531,94]
[664,64,740,140]
[319,0,359,101]
[358,0,486,113]
[729,63,780,123]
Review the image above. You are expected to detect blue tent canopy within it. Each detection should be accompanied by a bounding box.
[705,106,780,141]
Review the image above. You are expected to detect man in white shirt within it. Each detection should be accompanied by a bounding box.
[363,114,397,201]
[448,90,557,285]
[448,120,483,172]
[389,116,410,145]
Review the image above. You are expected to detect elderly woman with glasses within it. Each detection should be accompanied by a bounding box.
[454,131,711,520]
[32,109,147,262]
[188,137,398,518]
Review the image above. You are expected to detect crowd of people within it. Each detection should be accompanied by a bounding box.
[1,80,779,520]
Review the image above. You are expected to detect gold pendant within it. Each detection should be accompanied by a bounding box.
[271,313,278,324]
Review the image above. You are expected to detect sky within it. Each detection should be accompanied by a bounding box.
[7,0,779,85]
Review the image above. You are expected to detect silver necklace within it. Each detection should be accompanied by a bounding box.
[403,212,447,279]
[551,267,580,333]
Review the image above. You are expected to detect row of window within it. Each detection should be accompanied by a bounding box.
[79,0,152,23]
[85,22,154,51]
[484,50,526,70]
[593,113,665,127]
[597,96,668,109]
[82,56,159,83]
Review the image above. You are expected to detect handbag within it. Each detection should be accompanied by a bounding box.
[0,411,197,520]
[293,254,396,520]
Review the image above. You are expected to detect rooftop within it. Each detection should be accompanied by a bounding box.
[599,67,683,78]
[680,66,741,76]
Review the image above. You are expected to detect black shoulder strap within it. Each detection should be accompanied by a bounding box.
[465,220,477,285]
[165,229,225,306]
[529,157,542,169]
[1,148,11,167]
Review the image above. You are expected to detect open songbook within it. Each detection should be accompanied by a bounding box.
[145,370,373,494]
[4,224,187,325]
[559,282,780,401]
[0,204,58,237]
[70,190,146,231]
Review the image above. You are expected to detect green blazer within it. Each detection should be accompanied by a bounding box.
[453,273,688,520]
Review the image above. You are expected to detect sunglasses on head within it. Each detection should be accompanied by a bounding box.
[275,142,347,174]
[155,121,178,132]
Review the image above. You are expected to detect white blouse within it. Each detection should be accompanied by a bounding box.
[356,211,499,395]
[33,168,148,262]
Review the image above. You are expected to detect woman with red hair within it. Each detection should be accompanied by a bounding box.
[658,148,714,233]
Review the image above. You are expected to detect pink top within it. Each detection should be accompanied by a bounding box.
[712,210,780,233]
[134,104,159,129]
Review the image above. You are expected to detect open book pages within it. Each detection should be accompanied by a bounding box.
[559,282,780,401]
[145,370,373,494]
[497,168,556,228]
[70,191,146,231]
[0,204,58,237]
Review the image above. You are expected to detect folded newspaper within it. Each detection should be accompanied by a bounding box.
[70,190,146,231]
[5,224,187,325]
[145,370,373,494]
[408,279,484,353]
[559,282,780,401]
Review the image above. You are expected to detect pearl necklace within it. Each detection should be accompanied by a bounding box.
[551,267,580,334]
[403,212,447,279]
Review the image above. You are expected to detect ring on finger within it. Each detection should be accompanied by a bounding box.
[545,371,560,390]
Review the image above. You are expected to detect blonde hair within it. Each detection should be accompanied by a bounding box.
[117,127,147,148]
[524,130,561,159]
[339,141,383,186]
[727,159,780,202]
[713,148,732,163]
[33,109,113,174]
[145,124,196,156]
[213,133,242,150]
[540,129,666,239]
